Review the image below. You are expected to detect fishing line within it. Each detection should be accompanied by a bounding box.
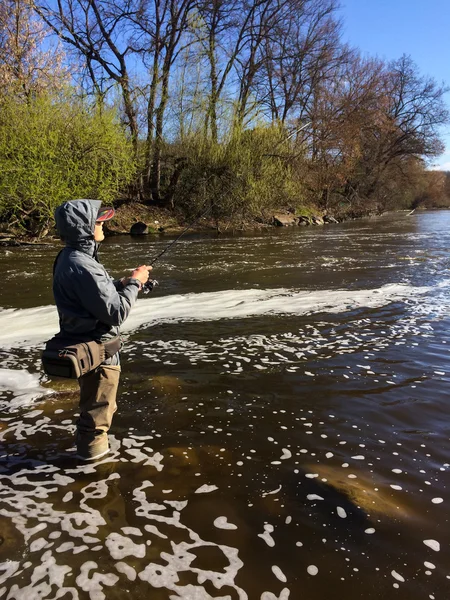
[142,203,214,293]
[149,203,213,267]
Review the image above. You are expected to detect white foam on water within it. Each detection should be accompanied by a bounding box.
[76,562,119,596]
[258,524,275,548]
[271,565,287,583]
[115,562,137,582]
[0,283,432,349]
[423,539,440,552]
[391,570,405,583]
[6,551,72,598]
[194,484,218,494]
[105,533,146,560]
[263,486,282,496]
[0,368,52,408]
[0,560,21,584]
[214,517,238,530]
[261,589,290,600]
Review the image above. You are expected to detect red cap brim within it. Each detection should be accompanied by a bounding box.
[96,207,115,222]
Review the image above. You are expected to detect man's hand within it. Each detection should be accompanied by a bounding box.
[131,265,152,286]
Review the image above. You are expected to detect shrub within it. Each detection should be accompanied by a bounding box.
[0,91,135,235]
[173,124,306,221]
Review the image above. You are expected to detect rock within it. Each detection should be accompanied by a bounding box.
[301,464,425,522]
[273,213,297,227]
[296,216,311,226]
[323,215,339,224]
[311,216,324,225]
[130,221,148,235]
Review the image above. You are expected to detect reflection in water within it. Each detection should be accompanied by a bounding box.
[1,212,450,598]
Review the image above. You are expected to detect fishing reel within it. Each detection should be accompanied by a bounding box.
[142,279,159,294]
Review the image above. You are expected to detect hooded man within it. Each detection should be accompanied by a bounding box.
[53,199,151,460]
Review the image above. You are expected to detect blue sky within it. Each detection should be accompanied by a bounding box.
[338,0,450,170]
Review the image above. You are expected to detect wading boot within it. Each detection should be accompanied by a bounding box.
[76,432,109,461]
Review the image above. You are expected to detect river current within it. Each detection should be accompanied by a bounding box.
[0,211,449,599]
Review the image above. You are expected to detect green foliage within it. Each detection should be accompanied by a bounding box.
[174,124,306,220]
[292,204,315,217]
[0,92,135,235]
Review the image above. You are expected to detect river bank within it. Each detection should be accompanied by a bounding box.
[0,201,411,246]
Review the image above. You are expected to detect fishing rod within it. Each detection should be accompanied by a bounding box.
[142,203,213,294]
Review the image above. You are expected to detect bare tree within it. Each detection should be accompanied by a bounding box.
[35,0,197,201]
[381,55,448,162]
[233,0,290,128]
[196,0,239,142]
[0,0,69,97]
[137,0,196,201]
[305,52,449,211]
[255,0,343,125]
[36,0,141,148]
[350,55,449,204]
[196,0,271,140]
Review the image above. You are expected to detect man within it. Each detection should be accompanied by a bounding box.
[53,199,150,460]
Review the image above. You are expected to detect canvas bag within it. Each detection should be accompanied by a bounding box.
[42,337,121,379]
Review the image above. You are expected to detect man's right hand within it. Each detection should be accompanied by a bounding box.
[131,265,152,286]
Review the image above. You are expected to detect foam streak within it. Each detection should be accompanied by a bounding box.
[0,283,431,349]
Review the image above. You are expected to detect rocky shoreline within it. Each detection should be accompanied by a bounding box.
[0,203,416,247]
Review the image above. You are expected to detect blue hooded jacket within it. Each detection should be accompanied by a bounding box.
[53,199,140,362]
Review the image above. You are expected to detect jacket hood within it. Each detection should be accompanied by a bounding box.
[55,199,102,253]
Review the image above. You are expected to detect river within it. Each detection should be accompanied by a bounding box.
[0,210,449,599]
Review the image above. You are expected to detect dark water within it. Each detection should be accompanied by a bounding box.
[0,211,449,599]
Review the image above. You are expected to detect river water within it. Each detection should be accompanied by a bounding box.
[0,211,449,599]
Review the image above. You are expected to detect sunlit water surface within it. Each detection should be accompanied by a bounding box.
[0,211,449,599]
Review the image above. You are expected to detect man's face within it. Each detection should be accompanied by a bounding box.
[94,222,105,242]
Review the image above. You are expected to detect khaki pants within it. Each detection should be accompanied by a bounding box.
[76,364,121,458]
